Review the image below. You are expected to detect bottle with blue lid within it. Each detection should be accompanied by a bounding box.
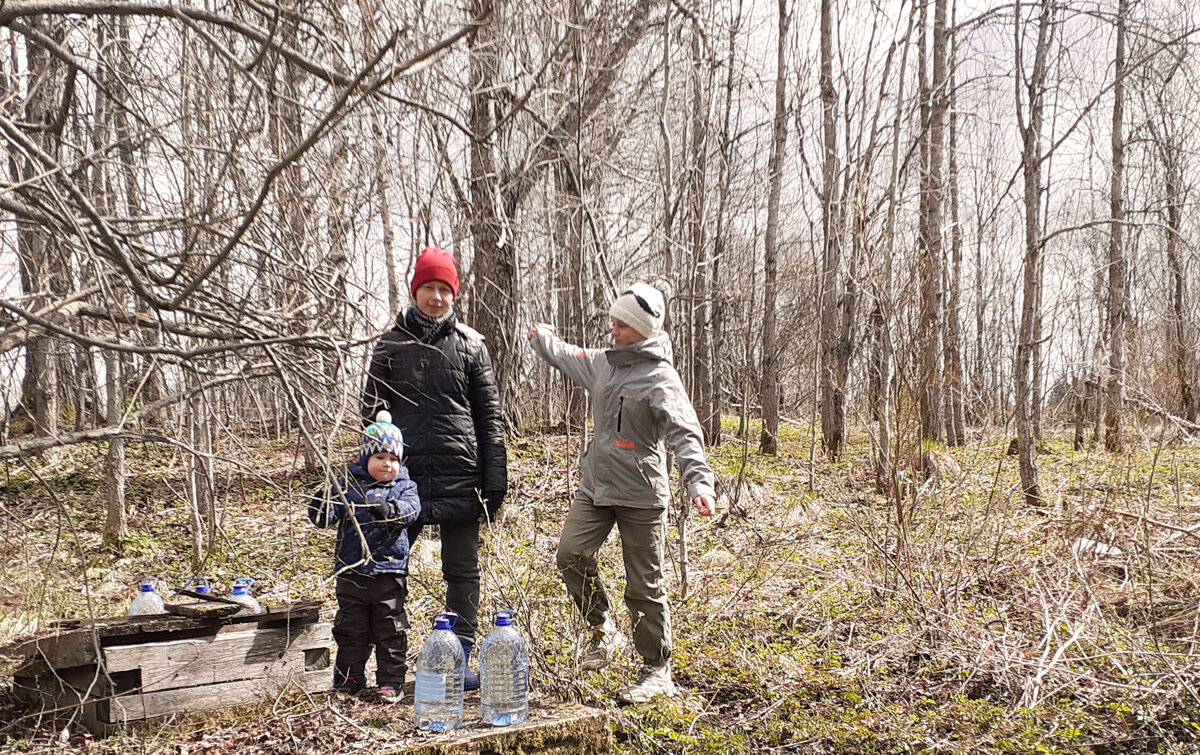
[414,612,465,731]
[184,576,213,595]
[229,577,262,616]
[128,577,166,616]
[480,609,529,726]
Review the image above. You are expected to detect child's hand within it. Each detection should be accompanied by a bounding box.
[365,487,390,518]
[528,323,552,340]
[692,494,715,517]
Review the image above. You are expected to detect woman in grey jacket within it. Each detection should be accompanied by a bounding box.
[528,282,717,703]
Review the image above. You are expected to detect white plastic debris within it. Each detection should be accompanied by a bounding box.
[1071,537,1123,557]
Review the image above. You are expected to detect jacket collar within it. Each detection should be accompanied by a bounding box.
[605,332,673,367]
[395,307,457,344]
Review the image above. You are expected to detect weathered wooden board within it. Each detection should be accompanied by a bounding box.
[8,604,333,736]
[8,602,322,669]
[164,601,241,619]
[104,667,332,723]
[395,702,612,755]
[102,624,332,692]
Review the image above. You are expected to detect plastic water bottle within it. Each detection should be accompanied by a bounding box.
[128,577,166,616]
[480,610,529,726]
[414,612,465,731]
[229,577,262,616]
[184,577,212,595]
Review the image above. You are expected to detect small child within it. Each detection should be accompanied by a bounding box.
[308,411,421,703]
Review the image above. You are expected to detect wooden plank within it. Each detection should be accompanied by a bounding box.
[7,602,323,667]
[165,602,241,619]
[104,667,332,723]
[102,624,333,692]
[398,703,612,755]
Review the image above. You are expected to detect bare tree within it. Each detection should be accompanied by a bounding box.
[759,0,789,455]
[916,0,948,446]
[1103,0,1129,452]
[1013,0,1055,506]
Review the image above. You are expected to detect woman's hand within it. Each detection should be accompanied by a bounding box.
[692,494,715,517]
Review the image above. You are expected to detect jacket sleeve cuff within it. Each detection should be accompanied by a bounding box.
[686,482,716,501]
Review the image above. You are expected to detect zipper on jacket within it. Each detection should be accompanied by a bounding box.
[617,395,624,432]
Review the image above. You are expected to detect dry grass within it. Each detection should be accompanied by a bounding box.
[1,419,1199,753]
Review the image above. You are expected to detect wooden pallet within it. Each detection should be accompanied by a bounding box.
[10,602,332,735]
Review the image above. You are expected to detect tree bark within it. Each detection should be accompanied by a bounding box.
[1013,0,1053,506]
[917,0,947,446]
[943,1,965,446]
[103,349,127,548]
[760,0,789,455]
[1104,0,1127,452]
[1159,118,1196,422]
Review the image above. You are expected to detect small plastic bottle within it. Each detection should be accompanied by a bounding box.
[128,577,166,616]
[414,612,465,732]
[480,609,529,726]
[229,578,263,616]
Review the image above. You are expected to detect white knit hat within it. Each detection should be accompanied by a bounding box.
[609,282,665,339]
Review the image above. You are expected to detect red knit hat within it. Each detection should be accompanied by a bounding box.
[410,246,459,297]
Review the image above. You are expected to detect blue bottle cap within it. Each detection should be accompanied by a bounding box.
[232,577,254,595]
[186,577,211,594]
[137,577,157,592]
[432,611,459,630]
[494,610,517,626]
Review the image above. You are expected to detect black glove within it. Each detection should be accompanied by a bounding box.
[365,487,390,519]
[482,491,505,521]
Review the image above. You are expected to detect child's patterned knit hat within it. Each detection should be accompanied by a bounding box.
[361,410,404,464]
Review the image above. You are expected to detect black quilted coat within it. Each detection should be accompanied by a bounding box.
[363,309,508,524]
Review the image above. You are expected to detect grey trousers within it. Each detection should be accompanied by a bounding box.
[556,490,671,667]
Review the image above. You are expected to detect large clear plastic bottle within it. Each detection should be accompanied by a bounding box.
[229,578,262,617]
[480,609,529,726]
[414,612,465,732]
[128,577,166,616]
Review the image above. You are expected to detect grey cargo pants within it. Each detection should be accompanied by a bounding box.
[556,490,671,667]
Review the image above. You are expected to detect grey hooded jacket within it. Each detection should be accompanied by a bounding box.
[530,325,716,509]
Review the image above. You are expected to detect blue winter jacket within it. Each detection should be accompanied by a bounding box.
[308,462,421,577]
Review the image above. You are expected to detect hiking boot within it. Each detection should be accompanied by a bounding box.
[581,626,627,670]
[376,684,402,704]
[618,664,677,704]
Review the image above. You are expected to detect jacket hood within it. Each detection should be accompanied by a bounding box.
[605,332,674,367]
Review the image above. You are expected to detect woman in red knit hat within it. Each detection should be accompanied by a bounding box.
[362,246,509,692]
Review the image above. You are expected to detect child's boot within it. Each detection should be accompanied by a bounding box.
[333,667,365,696]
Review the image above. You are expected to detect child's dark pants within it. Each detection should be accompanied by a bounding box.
[332,573,409,687]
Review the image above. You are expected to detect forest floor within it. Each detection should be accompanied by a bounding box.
[0,419,1199,754]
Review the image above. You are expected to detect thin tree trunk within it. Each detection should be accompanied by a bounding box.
[918,0,947,446]
[1160,125,1195,422]
[816,0,846,459]
[1013,0,1052,506]
[759,0,789,455]
[944,2,965,446]
[1104,0,1128,452]
[103,350,127,549]
[689,28,718,444]
[13,16,67,444]
[707,2,742,448]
